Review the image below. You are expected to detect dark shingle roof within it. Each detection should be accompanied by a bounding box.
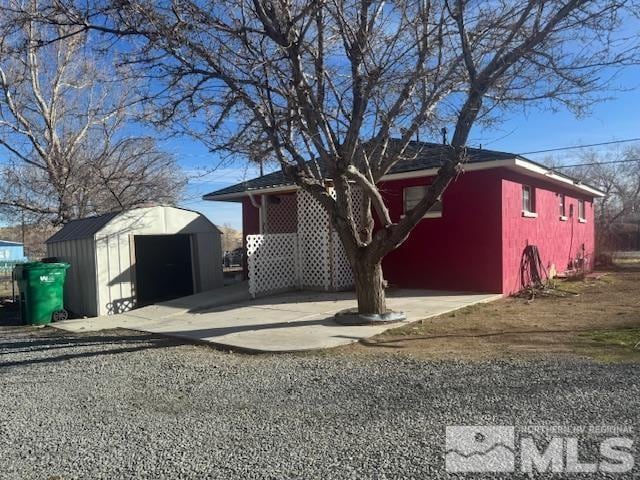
[203,141,518,200]
[46,212,120,244]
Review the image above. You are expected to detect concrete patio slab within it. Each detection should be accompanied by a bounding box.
[55,282,251,331]
[53,287,500,352]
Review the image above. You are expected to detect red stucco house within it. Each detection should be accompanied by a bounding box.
[204,141,603,295]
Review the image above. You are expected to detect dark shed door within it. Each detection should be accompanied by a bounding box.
[134,234,194,306]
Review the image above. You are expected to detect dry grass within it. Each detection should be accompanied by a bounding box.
[576,327,640,362]
[344,263,640,362]
[0,280,15,299]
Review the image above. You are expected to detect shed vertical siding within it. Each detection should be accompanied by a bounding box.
[94,206,223,316]
[48,206,222,318]
[47,238,98,316]
[94,231,136,316]
[194,231,223,291]
[118,234,134,304]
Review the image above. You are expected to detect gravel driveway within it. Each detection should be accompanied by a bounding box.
[0,325,638,479]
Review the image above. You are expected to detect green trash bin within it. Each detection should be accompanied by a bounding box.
[14,262,70,325]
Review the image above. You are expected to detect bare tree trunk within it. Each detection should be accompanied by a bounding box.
[352,257,386,315]
[29,0,633,310]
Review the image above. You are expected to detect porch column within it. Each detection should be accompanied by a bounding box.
[260,194,268,234]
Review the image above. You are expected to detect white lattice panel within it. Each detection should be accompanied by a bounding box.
[265,193,298,234]
[297,190,332,289]
[331,231,354,290]
[350,185,365,232]
[246,233,299,297]
[330,186,363,290]
[297,189,330,234]
[248,187,365,296]
[299,231,331,289]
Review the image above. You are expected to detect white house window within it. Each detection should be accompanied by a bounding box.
[522,185,537,217]
[403,186,443,218]
[559,194,567,220]
[578,199,586,222]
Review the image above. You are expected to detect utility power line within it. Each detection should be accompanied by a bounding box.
[519,137,640,155]
[553,158,640,169]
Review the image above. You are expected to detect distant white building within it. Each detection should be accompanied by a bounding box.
[0,240,26,262]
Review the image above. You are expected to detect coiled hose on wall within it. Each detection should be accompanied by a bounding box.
[519,244,548,290]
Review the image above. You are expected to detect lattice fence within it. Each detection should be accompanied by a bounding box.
[331,231,354,290]
[298,190,332,289]
[350,185,365,231]
[330,186,363,290]
[246,233,299,297]
[265,193,298,234]
[247,187,365,297]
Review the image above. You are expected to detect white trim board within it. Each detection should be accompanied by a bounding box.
[203,158,605,201]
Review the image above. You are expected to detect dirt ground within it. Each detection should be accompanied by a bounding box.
[0,279,15,298]
[344,263,640,362]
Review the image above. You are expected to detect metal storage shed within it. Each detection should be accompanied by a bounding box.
[46,206,223,317]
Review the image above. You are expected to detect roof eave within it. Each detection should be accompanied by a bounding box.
[203,185,299,202]
[203,158,606,201]
[511,158,606,197]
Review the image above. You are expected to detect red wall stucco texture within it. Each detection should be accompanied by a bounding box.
[500,170,595,294]
[380,170,504,293]
[239,168,596,294]
[242,197,261,238]
[242,197,261,278]
[379,168,596,294]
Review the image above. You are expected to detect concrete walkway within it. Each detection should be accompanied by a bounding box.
[53,284,500,352]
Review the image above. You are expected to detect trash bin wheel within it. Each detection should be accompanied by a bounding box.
[52,309,68,322]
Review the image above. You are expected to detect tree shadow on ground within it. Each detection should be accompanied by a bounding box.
[160,316,338,341]
[0,302,21,326]
[610,263,640,273]
[0,328,182,369]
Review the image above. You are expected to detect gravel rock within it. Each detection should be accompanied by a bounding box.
[0,326,637,479]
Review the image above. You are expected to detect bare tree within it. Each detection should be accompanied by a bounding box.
[566,147,640,251]
[0,1,184,226]
[26,0,638,313]
[220,223,243,253]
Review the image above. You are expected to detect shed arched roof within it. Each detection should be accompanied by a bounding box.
[46,212,120,244]
[45,206,220,244]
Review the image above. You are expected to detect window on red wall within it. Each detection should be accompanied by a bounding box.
[578,199,586,221]
[522,185,535,213]
[404,186,443,218]
[559,194,566,218]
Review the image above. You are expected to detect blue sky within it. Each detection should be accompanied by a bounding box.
[175,68,640,231]
[470,68,640,158]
